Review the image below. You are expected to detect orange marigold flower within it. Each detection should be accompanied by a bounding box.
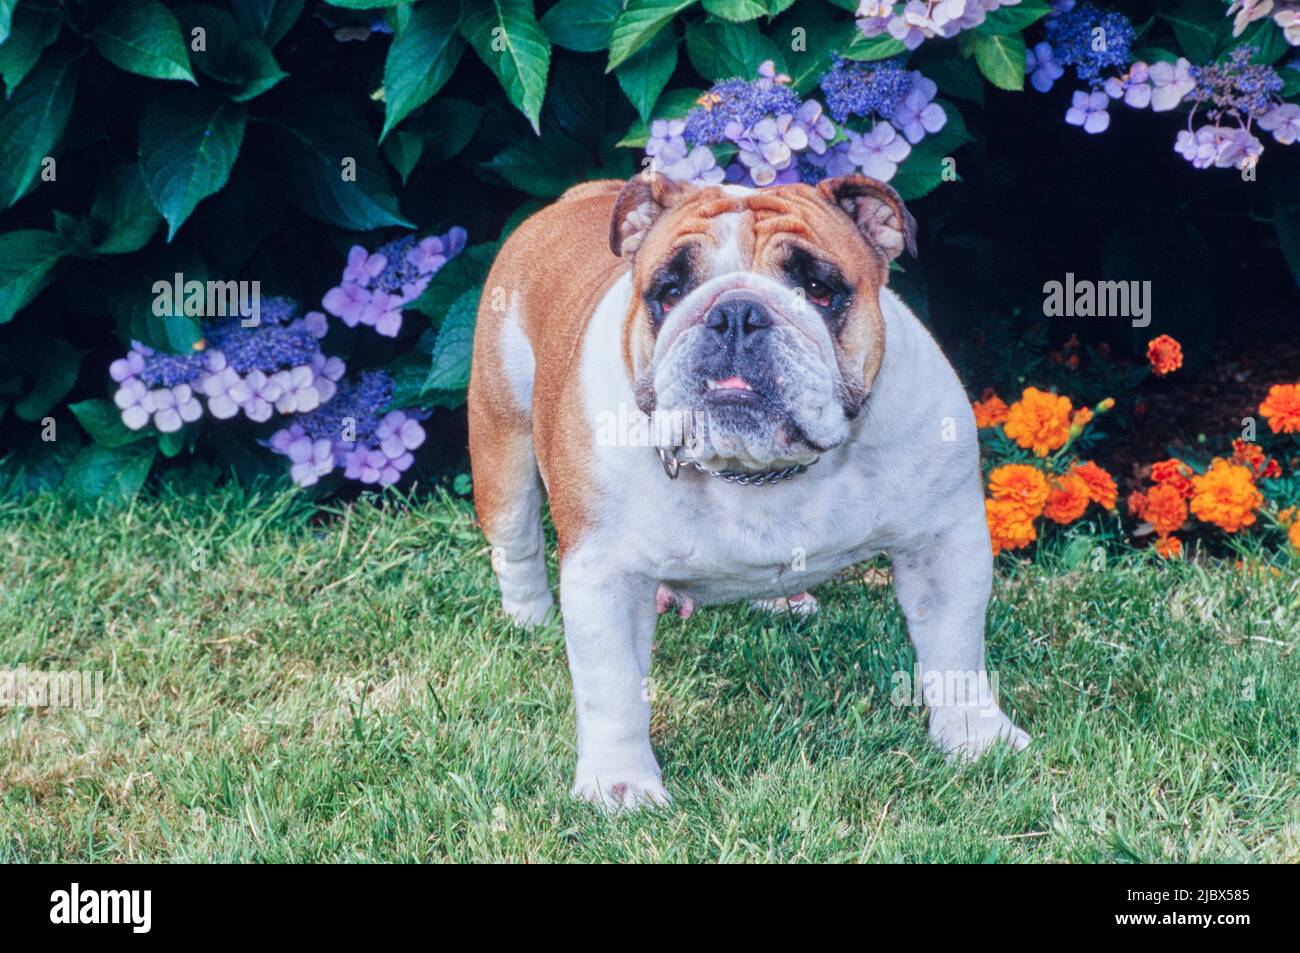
[1127,490,1148,518]
[986,498,1037,556]
[1189,458,1263,533]
[988,464,1050,519]
[1280,507,1297,526]
[1154,534,1182,559]
[1146,334,1183,376]
[1071,461,1117,510]
[972,393,1010,429]
[1150,458,1194,498]
[1003,387,1072,457]
[1068,406,1093,438]
[1044,472,1091,524]
[1290,521,1300,552]
[1230,438,1278,481]
[1259,383,1300,434]
[1145,483,1189,537]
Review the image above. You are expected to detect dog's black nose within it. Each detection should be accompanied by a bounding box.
[705,297,770,338]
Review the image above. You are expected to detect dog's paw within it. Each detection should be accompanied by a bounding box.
[928,706,1031,763]
[501,591,554,627]
[750,591,819,616]
[571,774,672,812]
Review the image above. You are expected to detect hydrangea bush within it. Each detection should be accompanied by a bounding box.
[0,0,1295,538]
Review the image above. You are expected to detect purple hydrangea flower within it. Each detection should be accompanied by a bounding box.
[847,123,912,181]
[1259,102,1300,144]
[889,72,947,143]
[646,119,688,165]
[664,145,726,185]
[1046,4,1135,86]
[321,229,466,339]
[1104,61,1152,109]
[1065,89,1110,133]
[1025,42,1065,94]
[1149,57,1196,112]
[819,56,912,123]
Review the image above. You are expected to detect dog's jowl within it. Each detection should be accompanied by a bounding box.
[467,174,1030,809]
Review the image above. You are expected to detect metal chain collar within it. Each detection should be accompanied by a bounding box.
[656,446,819,485]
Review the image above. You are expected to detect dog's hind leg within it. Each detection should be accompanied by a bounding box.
[468,298,554,627]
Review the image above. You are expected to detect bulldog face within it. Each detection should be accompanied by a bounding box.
[610,173,916,471]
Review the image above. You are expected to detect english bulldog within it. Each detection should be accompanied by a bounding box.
[468,172,1030,809]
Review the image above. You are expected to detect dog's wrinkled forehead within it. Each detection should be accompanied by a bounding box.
[609,174,916,284]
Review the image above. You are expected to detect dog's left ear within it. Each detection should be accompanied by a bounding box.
[817,174,917,262]
[609,172,693,260]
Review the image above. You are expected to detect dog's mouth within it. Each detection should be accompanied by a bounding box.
[702,374,763,406]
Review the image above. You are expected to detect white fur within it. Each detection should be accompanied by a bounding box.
[509,274,1029,808]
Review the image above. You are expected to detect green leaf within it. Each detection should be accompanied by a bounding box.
[91,0,196,83]
[230,0,305,46]
[421,286,480,399]
[607,0,695,72]
[266,97,413,230]
[919,50,985,106]
[405,96,484,165]
[90,164,162,254]
[0,230,68,323]
[158,428,186,457]
[0,54,77,208]
[702,0,769,22]
[778,2,854,94]
[320,0,389,7]
[460,0,552,134]
[972,31,1025,91]
[14,339,83,421]
[381,130,423,184]
[139,89,247,240]
[890,100,971,201]
[407,243,498,324]
[540,0,621,53]
[105,247,208,352]
[380,1,464,141]
[616,24,678,122]
[976,0,1050,35]
[842,32,906,62]
[616,86,702,147]
[483,128,593,197]
[0,4,62,97]
[175,3,287,102]
[70,398,150,448]
[0,0,13,45]
[61,441,157,507]
[1160,2,1220,65]
[685,19,782,83]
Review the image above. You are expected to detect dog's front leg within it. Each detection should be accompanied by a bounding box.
[560,550,669,809]
[890,511,1031,761]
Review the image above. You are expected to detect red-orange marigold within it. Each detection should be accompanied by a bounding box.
[1259,383,1300,434]
[988,464,1050,520]
[1190,459,1262,533]
[1146,334,1183,376]
[1070,461,1117,510]
[1044,473,1091,524]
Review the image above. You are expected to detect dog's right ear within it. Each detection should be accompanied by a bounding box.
[609,172,692,260]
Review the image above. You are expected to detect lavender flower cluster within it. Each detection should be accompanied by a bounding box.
[110,297,340,432]
[108,229,465,488]
[268,371,426,487]
[323,228,466,338]
[646,58,947,188]
[1029,2,1299,170]
[855,0,1025,51]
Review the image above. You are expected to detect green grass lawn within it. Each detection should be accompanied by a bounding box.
[1,485,1297,862]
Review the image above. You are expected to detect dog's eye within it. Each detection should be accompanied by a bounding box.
[658,284,684,312]
[804,279,831,308]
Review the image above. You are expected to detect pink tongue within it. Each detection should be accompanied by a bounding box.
[714,375,751,390]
